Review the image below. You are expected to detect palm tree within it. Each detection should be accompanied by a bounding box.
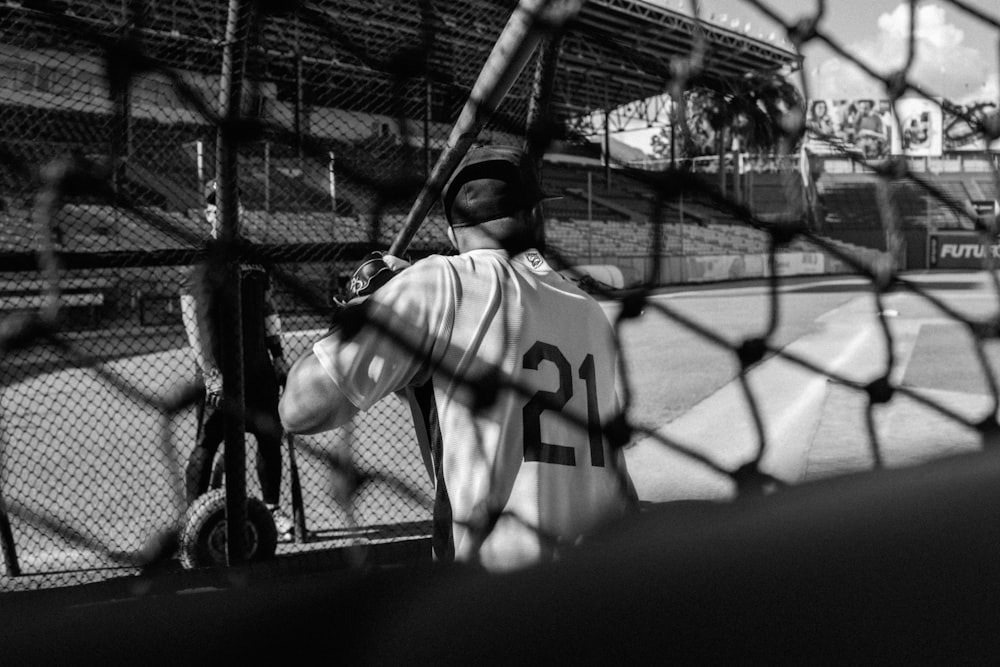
[693,71,804,198]
[653,71,805,199]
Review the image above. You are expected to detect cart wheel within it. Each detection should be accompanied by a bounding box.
[179,488,278,569]
[209,450,225,490]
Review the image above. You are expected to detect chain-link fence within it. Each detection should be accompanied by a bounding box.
[1,0,999,597]
[0,0,503,589]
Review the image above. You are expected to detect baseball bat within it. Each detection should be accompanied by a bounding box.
[387,0,586,257]
[285,433,308,542]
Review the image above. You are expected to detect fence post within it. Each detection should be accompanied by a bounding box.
[216,0,255,566]
[425,79,433,178]
[329,152,336,214]
[294,53,304,160]
[264,140,271,213]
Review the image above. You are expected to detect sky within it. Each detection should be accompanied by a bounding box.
[615,0,1000,152]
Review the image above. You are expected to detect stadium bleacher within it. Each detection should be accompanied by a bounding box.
[1,88,994,279]
[541,161,652,222]
[815,179,882,227]
[0,211,35,253]
[814,171,994,232]
[747,172,798,218]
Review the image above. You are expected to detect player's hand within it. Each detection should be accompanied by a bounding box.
[381,254,410,273]
[204,368,223,407]
[273,355,290,388]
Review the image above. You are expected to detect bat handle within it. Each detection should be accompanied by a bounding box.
[285,433,308,543]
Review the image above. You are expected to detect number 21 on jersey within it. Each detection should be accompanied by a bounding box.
[521,340,605,468]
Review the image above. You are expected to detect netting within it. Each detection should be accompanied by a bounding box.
[1,0,999,596]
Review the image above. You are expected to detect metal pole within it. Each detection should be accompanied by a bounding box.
[679,192,686,283]
[329,151,336,214]
[587,171,593,263]
[216,0,254,566]
[111,57,132,204]
[264,140,270,213]
[604,109,611,192]
[294,53,304,160]
[424,79,432,178]
[587,171,593,222]
[670,97,676,169]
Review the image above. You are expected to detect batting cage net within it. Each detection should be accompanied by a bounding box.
[1,0,999,610]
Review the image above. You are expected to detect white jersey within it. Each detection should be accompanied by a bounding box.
[313,248,635,571]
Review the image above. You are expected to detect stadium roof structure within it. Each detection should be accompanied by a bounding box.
[288,0,803,132]
[2,0,799,132]
[556,0,801,114]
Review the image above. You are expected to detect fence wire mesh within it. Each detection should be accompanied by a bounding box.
[0,0,999,593]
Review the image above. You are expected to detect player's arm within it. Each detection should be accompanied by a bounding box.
[262,277,289,384]
[180,290,223,401]
[279,351,359,434]
[280,253,415,434]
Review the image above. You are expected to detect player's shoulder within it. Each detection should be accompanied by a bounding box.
[369,253,453,299]
[396,252,461,281]
[412,252,457,269]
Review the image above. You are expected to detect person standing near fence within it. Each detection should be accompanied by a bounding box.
[180,179,293,538]
[278,144,638,572]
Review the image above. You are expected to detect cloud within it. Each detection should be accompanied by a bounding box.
[959,71,999,106]
[808,3,994,103]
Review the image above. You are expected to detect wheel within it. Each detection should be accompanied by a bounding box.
[209,450,225,490]
[179,488,278,569]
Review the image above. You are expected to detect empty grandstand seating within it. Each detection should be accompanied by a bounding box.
[128,118,206,210]
[546,217,778,260]
[261,166,332,212]
[0,211,36,253]
[972,176,998,201]
[815,172,993,231]
[889,180,969,229]
[541,162,653,222]
[327,140,436,216]
[815,179,881,227]
[550,190,630,222]
[747,171,800,218]
[4,90,993,302]
[0,275,115,328]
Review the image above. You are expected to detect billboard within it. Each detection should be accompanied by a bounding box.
[890,97,943,157]
[944,101,1000,152]
[805,98,891,159]
[805,97,997,158]
[930,232,1000,269]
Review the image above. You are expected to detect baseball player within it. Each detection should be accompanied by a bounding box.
[180,180,294,538]
[279,144,637,572]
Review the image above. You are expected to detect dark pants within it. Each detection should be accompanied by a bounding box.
[185,381,283,506]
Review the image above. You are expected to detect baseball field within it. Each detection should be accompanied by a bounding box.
[2,269,996,583]
[623,270,998,501]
